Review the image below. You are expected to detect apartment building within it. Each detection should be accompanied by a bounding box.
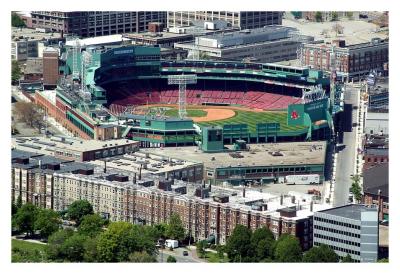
[301,38,388,81]
[12,148,330,249]
[167,11,282,30]
[313,204,379,262]
[31,12,167,38]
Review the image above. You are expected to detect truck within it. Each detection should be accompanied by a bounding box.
[285,174,320,185]
[165,239,179,249]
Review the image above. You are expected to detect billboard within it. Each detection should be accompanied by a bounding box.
[287,103,305,126]
[287,98,328,126]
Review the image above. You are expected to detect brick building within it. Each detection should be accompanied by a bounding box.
[12,148,330,250]
[301,38,388,81]
[363,163,388,222]
[42,48,59,88]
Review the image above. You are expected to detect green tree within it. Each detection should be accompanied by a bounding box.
[13,203,38,236]
[196,240,207,259]
[346,12,354,20]
[46,229,74,261]
[167,255,177,262]
[96,222,143,262]
[129,251,157,262]
[78,214,105,237]
[67,200,94,225]
[145,223,168,242]
[315,11,323,22]
[166,213,185,241]
[12,60,22,84]
[378,258,389,263]
[216,245,225,259]
[11,12,26,27]
[331,11,339,21]
[16,195,23,209]
[12,202,18,216]
[303,244,339,262]
[225,225,252,262]
[274,234,303,262]
[350,175,362,203]
[82,236,99,262]
[34,208,61,239]
[250,227,275,261]
[62,233,87,262]
[341,254,354,262]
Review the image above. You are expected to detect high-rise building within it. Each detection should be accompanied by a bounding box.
[167,11,283,30]
[313,204,379,262]
[42,48,59,87]
[31,12,167,37]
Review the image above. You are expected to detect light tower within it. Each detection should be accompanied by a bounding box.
[168,74,197,118]
[72,38,81,80]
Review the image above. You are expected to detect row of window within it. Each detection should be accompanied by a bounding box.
[314,217,361,230]
[314,225,361,238]
[314,233,360,247]
[314,242,360,256]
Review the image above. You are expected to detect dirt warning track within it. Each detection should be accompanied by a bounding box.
[191,108,235,122]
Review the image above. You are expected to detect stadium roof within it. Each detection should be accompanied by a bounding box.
[65,34,131,47]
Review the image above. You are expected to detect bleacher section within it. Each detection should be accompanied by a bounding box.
[108,88,302,113]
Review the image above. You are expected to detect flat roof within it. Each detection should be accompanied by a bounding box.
[120,113,193,122]
[65,34,131,47]
[12,136,138,154]
[12,27,62,42]
[363,163,388,197]
[24,58,43,74]
[317,204,378,220]
[141,141,326,169]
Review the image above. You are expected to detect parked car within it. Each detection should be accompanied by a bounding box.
[182,251,189,256]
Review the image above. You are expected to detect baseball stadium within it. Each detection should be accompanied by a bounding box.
[54,45,333,148]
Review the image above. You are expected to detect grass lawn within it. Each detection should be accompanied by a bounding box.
[198,110,307,133]
[165,108,207,118]
[12,239,47,262]
[204,251,229,263]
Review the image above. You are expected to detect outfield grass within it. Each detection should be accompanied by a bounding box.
[197,110,307,133]
[165,108,207,118]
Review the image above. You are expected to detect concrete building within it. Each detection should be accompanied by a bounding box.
[11,27,63,61]
[23,58,43,82]
[12,148,330,249]
[31,12,167,38]
[174,26,313,62]
[363,163,388,222]
[301,38,388,81]
[141,141,327,185]
[167,11,283,30]
[313,204,379,262]
[364,112,388,135]
[11,136,139,162]
[42,48,59,88]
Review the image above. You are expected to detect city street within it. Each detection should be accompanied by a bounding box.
[333,84,359,206]
[157,247,203,263]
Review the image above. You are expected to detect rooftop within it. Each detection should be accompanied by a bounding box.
[141,141,326,169]
[12,136,138,155]
[317,204,378,220]
[65,34,131,47]
[12,27,62,42]
[363,163,388,197]
[119,113,193,123]
[24,58,43,74]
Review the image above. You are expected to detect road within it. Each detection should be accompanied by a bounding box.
[333,84,359,206]
[157,247,203,263]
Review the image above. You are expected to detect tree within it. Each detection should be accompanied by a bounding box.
[13,102,44,131]
[11,12,26,28]
[96,222,150,262]
[303,244,339,262]
[13,203,38,236]
[11,60,22,84]
[273,234,303,262]
[16,195,22,209]
[250,227,275,261]
[167,255,177,263]
[331,11,339,21]
[378,258,389,263]
[12,202,18,216]
[225,225,252,262]
[67,200,94,226]
[129,251,157,262]
[196,240,207,259]
[216,245,225,259]
[315,11,323,22]
[145,223,168,242]
[332,23,344,36]
[83,236,99,262]
[346,12,354,20]
[350,175,362,203]
[341,254,354,262]
[166,213,185,241]
[46,229,74,261]
[34,208,61,239]
[62,233,87,262]
[78,214,105,237]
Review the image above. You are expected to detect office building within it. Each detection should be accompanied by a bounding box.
[42,48,59,87]
[31,12,167,38]
[167,11,283,30]
[174,26,313,62]
[313,204,379,262]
